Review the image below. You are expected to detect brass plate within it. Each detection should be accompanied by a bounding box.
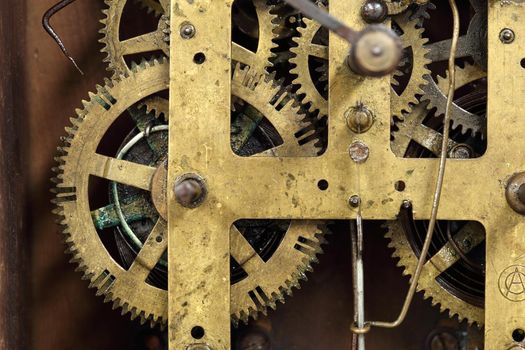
[167,0,525,348]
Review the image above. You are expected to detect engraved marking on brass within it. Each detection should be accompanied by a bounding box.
[499,265,525,302]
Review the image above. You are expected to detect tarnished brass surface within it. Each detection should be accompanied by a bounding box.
[168,2,233,349]
[50,0,525,347]
[165,0,525,348]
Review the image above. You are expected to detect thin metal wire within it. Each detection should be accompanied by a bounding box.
[42,0,84,75]
[352,0,461,331]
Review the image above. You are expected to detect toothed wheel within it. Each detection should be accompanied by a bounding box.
[386,217,485,326]
[421,63,486,137]
[389,71,488,324]
[288,5,430,118]
[52,60,327,327]
[99,0,279,76]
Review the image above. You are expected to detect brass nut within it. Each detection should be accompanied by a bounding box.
[345,105,375,133]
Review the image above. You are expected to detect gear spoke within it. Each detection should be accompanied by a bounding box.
[120,30,166,56]
[421,222,485,281]
[230,225,266,275]
[400,123,458,157]
[128,219,167,280]
[89,153,156,191]
[426,35,471,62]
[232,43,257,68]
[306,43,328,59]
[91,196,154,230]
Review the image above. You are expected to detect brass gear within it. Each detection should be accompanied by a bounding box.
[389,63,487,325]
[385,220,485,326]
[393,63,486,156]
[52,59,326,327]
[99,0,279,76]
[289,11,430,118]
[422,63,486,136]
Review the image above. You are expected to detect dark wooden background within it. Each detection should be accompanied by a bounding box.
[0,0,479,349]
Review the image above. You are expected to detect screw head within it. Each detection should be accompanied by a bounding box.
[361,0,388,23]
[402,200,412,209]
[448,144,473,159]
[349,195,361,208]
[349,141,370,163]
[180,23,196,39]
[174,174,207,208]
[500,28,515,44]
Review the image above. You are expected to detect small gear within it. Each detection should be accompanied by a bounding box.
[52,59,327,328]
[421,63,486,136]
[289,9,430,118]
[99,0,279,76]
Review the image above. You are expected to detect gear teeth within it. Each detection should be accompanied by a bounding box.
[420,62,486,137]
[390,12,431,119]
[289,17,328,117]
[384,220,484,326]
[52,59,171,329]
[232,64,323,156]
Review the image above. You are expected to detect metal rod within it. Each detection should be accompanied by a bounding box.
[352,216,366,350]
[42,0,84,75]
[283,0,358,43]
[349,0,460,332]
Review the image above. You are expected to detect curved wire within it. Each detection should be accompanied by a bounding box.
[42,0,84,75]
[352,0,461,332]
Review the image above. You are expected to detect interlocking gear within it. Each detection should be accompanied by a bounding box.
[99,0,279,75]
[289,8,430,118]
[52,60,327,327]
[389,62,487,325]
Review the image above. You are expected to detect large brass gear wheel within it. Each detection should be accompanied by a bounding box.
[289,10,430,118]
[389,62,488,325]
[99,0,279,76]
[52,60,327,327]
